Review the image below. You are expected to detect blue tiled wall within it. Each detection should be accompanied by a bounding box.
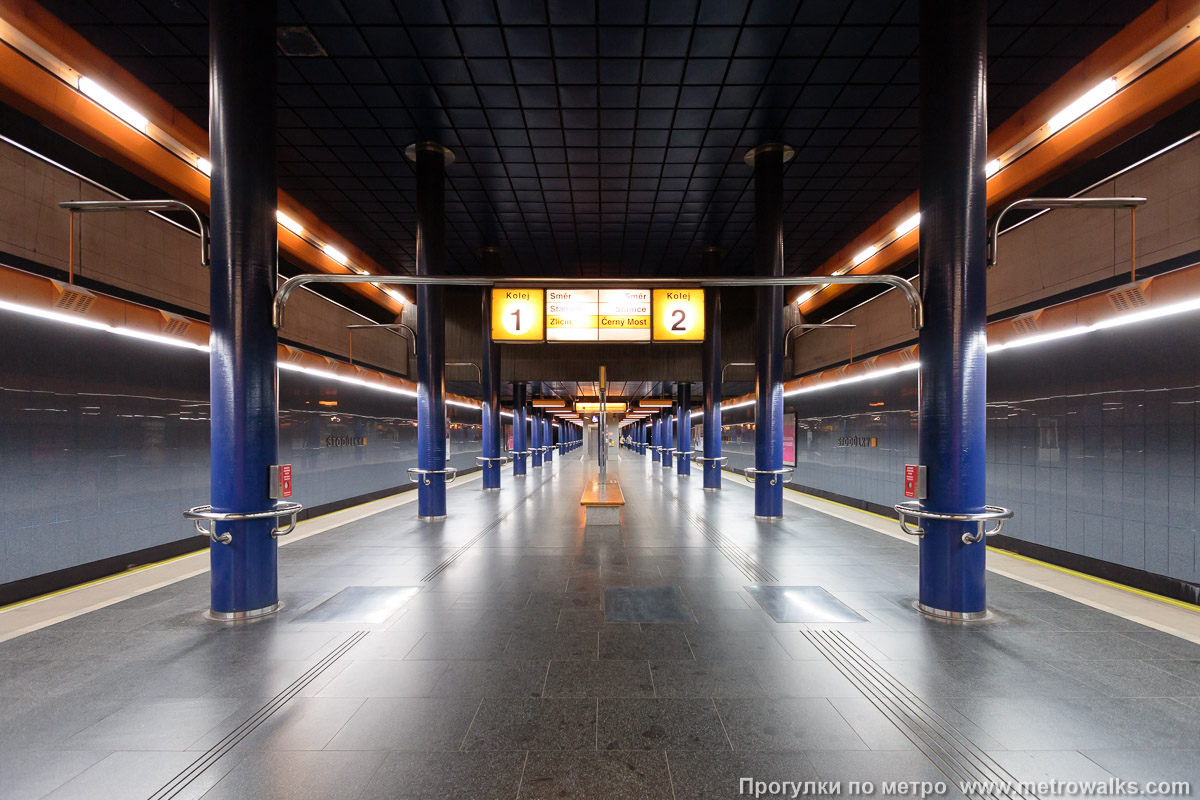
[0,312,481,586]
[715,312,1200,586]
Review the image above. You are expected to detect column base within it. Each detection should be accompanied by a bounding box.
[703,487,721,492]
[418,514,447,521]
[481,487,501,492]
[754,515,783,521]
[205,602,281,622]
[913,601,991,622]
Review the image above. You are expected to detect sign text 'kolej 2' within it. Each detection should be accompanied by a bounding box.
[491,287,703,343]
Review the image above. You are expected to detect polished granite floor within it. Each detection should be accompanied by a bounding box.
[2,452,1199,799]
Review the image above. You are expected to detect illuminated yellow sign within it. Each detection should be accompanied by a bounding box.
[575,401,627,413]
[492,288,544,342]
[652,288,705,341]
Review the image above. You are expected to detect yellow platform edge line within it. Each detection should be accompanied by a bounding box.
[0,548,207,613]
[723,469,1200,616]
[0,481,436,614]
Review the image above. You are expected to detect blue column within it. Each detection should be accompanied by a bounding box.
[544,416,553,462]
[481,289,500,490]
[677,384,692,475]
[531,409,543,468]
[208,0,279,619]
[748,143,790,520]
[663,404,674,471]
[410,142,453,520]
[918,0,989,618]
[652,416,661,464]
[512,382,527,476]
[703,252,723,490]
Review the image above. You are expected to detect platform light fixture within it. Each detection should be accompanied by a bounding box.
[78,76,148,132]
[985,159,1002,177]
[1048,78,1118,133]
[323,243,349,265]
[895,213,920,237]
[852,244,877,266]
[277,211,304,235]
[196,157,211,176]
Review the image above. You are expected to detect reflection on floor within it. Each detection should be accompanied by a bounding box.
[1,455,1198,799]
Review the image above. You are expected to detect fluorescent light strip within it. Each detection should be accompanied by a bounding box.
[323,244,349,265]
[0,297,443,402]
[895,213,920,236]
[852,244,877,265]
[277,210,304,235]
[0,298,209,352]
[802,30,1193,308]
[78,76,148,132]
[1048,78,1117,133]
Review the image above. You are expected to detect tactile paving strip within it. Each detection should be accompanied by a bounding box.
[149,630,368,800]
[804,630,1040,800]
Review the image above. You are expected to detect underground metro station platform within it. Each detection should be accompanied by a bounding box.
[3,0,1200,797]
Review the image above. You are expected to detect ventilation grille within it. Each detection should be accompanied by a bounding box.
[159,311,192,337]
[1108,284,1150,313]
[897,348,917,363]
[282,346,306,364]
[51,282,95,315]
[1011,312,1042,335]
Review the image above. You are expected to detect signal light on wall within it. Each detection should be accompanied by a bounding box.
[78,77,148,132]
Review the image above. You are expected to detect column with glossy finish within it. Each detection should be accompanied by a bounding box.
[207,0,279,618]
[544,416,553,463]
[480,290,501,490]
[663,404,674,471]
[748,143,791,519]
[702,249,723,490]
[676,384,692,474]
[410,142,453,520]
[512,382,528,476]
[531,409,543,468]
[918,0,990,617]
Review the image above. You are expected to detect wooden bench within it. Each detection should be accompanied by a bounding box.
[580,477,624,525]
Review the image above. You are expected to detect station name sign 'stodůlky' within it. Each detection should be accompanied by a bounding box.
[491,287,703,343]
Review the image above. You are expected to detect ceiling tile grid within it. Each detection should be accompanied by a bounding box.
[38,0,1154,278]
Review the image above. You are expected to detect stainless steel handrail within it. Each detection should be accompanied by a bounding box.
[273,274,923,330]
[60,200,210,267]
[743,467,794,486]
[184,501,305,544]
[721,362,755,382]
[346,322,416,355]
[407,467,459,486]
[988,197,1145,267]
[693,455,729,463]
[475,456,511,466]
[893,502,1014,544]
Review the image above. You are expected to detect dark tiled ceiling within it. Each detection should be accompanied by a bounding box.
[38,0,1155,279]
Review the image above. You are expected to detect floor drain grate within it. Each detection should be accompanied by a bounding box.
[804,630,1039,800]
[148,630,368,800]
